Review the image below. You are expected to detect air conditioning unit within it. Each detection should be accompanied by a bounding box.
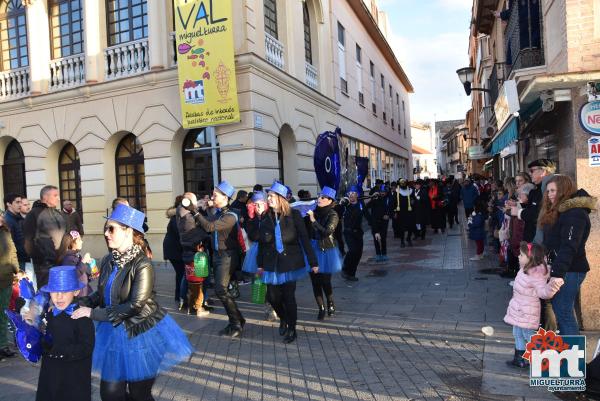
[480,125,496,140]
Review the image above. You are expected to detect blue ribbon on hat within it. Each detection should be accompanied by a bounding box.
[274,214,284,254]
[52,303,76,317]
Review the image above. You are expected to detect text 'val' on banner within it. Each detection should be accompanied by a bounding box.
[174,0,240,129]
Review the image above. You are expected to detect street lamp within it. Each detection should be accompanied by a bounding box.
[459,127,478,143]
[456,67,490,96]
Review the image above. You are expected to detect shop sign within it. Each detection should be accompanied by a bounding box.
[494,80,520,131]
[579,101,600,135]
[589,137,600,167]
[468,145,490,159]
[174,0,240,128]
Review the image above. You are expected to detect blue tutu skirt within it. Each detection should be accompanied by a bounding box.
[261,266,308,285]
[242,242,259,274]
[93,314,193,382]
[311,240,342,274]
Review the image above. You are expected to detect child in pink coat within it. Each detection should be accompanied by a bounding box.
[504,242,564,368]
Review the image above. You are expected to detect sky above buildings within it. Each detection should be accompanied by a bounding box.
[379,0,473,125]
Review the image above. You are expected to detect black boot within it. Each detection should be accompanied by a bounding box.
[279,321,288,336]
[283,326,297,344]
[514,350,529,368]
[317,305,326,321]
[327,300,335,316]
[407,238,413,247]
[400,240,406,248]
[506,349,519,367]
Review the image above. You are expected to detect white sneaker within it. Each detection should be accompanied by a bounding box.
[469,254,483,261]
[196,309,210,317]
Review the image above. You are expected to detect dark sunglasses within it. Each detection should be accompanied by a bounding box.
[104,224,125,234]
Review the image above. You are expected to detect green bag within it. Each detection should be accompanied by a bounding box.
[251,276,267,304]
[193,251,209,278]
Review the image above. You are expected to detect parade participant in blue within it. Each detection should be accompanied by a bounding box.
[340,186,363,282]
[306,186,342,320]
[242,191,268,274]
[365,184,392,262]
[36,266,94,401]
[246,181,318,344]
[72,204,192,401]
[183,180,246,338]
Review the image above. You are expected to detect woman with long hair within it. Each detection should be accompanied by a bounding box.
[0,213,19,359]
[306,186,342,320]
[72,204,192,401]
[246,182,318,344]
[539,175,596,335]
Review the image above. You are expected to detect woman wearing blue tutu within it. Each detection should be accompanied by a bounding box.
[306,186,343,320]
[72,204,193,401]
[246,182,318,344]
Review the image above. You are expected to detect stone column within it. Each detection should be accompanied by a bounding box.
[82,0,106,83]
[147,0,168,71]
[24,0,51,94]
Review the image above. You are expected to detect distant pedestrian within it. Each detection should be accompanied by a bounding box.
[60,200,84,235]
[503,242,563,369]
[340,186,364,281]
[3,194,28,269]
[391,179,416,247]
[428,180,446,234]
[412,179,430,240]
[163,195,185,306]
[461,179,479,217]
[0,213,19,359]
[468,201,487,261]
[20,197,31,218]
[364,185,391,262]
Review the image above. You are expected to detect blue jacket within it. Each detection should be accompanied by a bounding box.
[468,213,486,241]
[461,184,479,209]
[4,210,27,263]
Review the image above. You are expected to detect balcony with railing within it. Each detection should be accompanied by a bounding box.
[305,62,318,89]
[0,67,30,100]
[49,54,85,91]
[265,33,284,70]
[503,0,544,77]
[105,38,150,80]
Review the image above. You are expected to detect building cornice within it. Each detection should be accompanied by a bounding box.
[347,0,414,93]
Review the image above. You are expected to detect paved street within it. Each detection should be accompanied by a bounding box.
[0,218,596,400]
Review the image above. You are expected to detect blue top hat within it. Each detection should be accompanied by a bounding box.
[347,185,360,194]
[40,266,86,293]
[216,180,235,199]
[284,185,292,198]
[251,191,266,202]
[319,186,336,200]
[267,181,288,198]
[105,203,145,233]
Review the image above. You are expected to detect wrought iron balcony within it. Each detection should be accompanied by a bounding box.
[504,0,544,77]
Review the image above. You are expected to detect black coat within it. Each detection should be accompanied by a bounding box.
[307,205,339,250]
[163,213,183,261]
[413,187,431,226]
[80,251,166,338]
[342,203,364,236]
[23,201,66,267]
[3,210,27,263]
[247,209,318,273]
[364,196,392,234]
[36,310,94,401]
[543,190,596,278]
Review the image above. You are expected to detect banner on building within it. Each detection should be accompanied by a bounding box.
[589,137,600,167]
[174,0,240,128]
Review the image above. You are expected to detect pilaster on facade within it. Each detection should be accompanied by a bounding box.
[25,0,51,95]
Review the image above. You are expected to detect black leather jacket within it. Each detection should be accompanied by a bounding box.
[80,251,166,338]
[308,206,339,250]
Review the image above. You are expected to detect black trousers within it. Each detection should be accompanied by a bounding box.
[168,259,185,302]
[267,281,297,328]
[309,272,333,307]
[214,250,244,327]
[100,378,155,401]
[465,207,474,218]
[446,204,458,227]
[342,231,363,277]
[373,220,389,256]
[392,214,401,238]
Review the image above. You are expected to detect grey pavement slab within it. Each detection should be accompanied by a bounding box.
[2,211,595,400]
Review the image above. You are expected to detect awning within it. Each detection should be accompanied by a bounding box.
[490,118,519,155]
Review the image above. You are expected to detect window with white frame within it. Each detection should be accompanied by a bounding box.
[380,74,386,123]
[370,61,376,114]
[356,44,363,105]
[338,22,347,93]
[264,0,278,39]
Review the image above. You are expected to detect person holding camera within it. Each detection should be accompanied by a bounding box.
[182,181,246,338]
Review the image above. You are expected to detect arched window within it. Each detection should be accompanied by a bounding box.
[49,0,83,59]
[2,139,26,196]
[277,137,284,183]
[182,129,219,194]
[263,0,277,39]
[115,133,146,211]
[106,0,148,46]
[58,143,82,213]
[303,2,312,65]
[0,0,28,70]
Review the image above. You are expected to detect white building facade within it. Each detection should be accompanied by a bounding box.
[0,0,413,258]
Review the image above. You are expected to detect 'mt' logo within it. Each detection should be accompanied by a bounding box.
[524,328,586,379]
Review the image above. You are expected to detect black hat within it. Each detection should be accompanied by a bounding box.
[527,159,555,169]
[416,179,424,185]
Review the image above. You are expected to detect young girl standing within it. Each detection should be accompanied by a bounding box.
[56,231,94,296]
[468,201,487,261]
[503,242,563,368]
